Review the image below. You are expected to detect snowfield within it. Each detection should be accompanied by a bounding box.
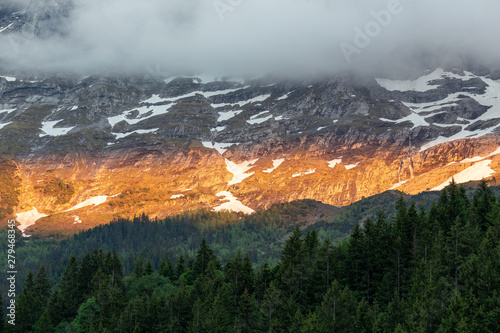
[213,191,255,214]
[292,169,316,178]
[66,196,110,211]
[376,68,445,92]
[225,159,258,185]
[377,69,500,152]
[201,142,235,154]
[432,160,495,191]
[217,110,242,122]
[0,121,12,130]
[113,128,158,139]
[345,163,359,170]
[16,208,47,235]
[40,121,75,137]
[389,180,408,190]
[328,159,342,168]
[263,159,285,174]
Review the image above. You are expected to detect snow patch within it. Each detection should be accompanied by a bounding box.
[376,68,444,92]
[277,92,291,101]
[202,142,235,154]
[486,146,500,157]
[0,75,16,82]
[0,23,13,33]
[113,128,158,139]
[389,180,408,190]
[345,163,360,170]
[213,191,255,214]
[328,159,342,168]
[263,159,285,174]
[247,112,273,125]
[213,126,227,132]
[217,110,242,122]
[292,169,316,178]
[432,160,495,191]
[16,208,47,235]
[170,194,185,199]
[66,196,109,211]
[0,122,12,130]
[108,104,172,127]
[225,159,258,185]
[0,108,16,114]
[40,121,75,137]
[73,216,82,224]
[240,94,271,105]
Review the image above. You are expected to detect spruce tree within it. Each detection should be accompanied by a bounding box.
[33,265,51,321]
[144,259,153,275]
[16,271,36,332]
[194,238,220,277]
[32,310,54,333]
[133,257,144,278]
[57,255,83,321]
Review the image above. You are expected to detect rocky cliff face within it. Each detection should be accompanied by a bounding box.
[1,5,500,235]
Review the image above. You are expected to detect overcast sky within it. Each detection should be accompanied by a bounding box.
[0,0,499,78]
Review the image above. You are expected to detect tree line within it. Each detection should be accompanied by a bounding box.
[1,180,498,332]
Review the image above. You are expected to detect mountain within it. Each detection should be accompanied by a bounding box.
[1,3,500,236]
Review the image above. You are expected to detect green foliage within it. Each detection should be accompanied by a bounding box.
[4,183,500,331]
[72,297,100,333]
[37,177,75,205]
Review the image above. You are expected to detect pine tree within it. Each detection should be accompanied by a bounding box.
[176,254,186,279]
[47,289,65,326]
[144,259,153,275]
[317,280,357,332]
[79,252,97,298]
[255,260,273,301]
[133,257,144,278]
[234,289,257,332]
[355,298,374,333]
[16,271,36,332]
[159,258,175,280]
[225,251,255,299]
[91,269,126,329]
[203,283,233,332]
[57,254,83,321]
[149,291,169,332]
[117,295,149,333]
[278,226,308,304]
[346,222,367,296]
[33,265,51,321]
[194,238,220,277]
[72,297,100,333]
[32,310,54,333]
[471,179,496,231]
[259,282,281,333]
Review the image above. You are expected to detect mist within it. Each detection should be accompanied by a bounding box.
[0,0,499,78]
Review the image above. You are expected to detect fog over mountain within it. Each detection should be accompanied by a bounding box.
[1,0,499,77]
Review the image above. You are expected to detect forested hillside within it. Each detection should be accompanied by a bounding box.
[2,180,499,332]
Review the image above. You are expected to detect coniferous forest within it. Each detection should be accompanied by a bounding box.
[1,181,500,332]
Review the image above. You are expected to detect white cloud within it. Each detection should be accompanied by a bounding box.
[0,0,499,77]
